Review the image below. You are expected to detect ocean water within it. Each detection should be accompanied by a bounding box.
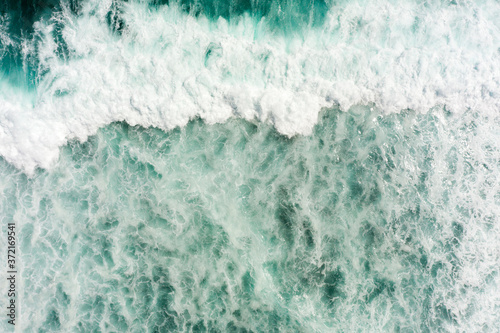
[0,0,499,332]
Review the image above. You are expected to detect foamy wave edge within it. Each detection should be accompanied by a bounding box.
[0,0,499,175]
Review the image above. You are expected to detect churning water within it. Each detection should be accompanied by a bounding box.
[0,0,499,331]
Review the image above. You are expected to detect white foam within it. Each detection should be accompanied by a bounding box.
[0,0,499,174]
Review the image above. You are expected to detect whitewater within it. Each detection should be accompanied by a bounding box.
[0,0,499,332]
[0,0,498,173]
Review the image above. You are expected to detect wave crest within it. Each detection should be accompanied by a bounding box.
[0,0,499,173]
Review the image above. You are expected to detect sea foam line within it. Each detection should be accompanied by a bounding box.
[0,0,499,174]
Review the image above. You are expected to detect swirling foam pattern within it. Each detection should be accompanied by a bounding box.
[0,107,499,331]
[0,0,499,332]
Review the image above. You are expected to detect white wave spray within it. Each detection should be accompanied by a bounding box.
[0,0,499,174]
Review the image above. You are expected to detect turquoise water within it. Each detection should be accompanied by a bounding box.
[2,106,499,331]
[1,0,500,332]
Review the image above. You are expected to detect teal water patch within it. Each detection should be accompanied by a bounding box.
[1,106,499,331]
[0,0,64,88]
[0,0,328,88]
[155,0,330,30]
